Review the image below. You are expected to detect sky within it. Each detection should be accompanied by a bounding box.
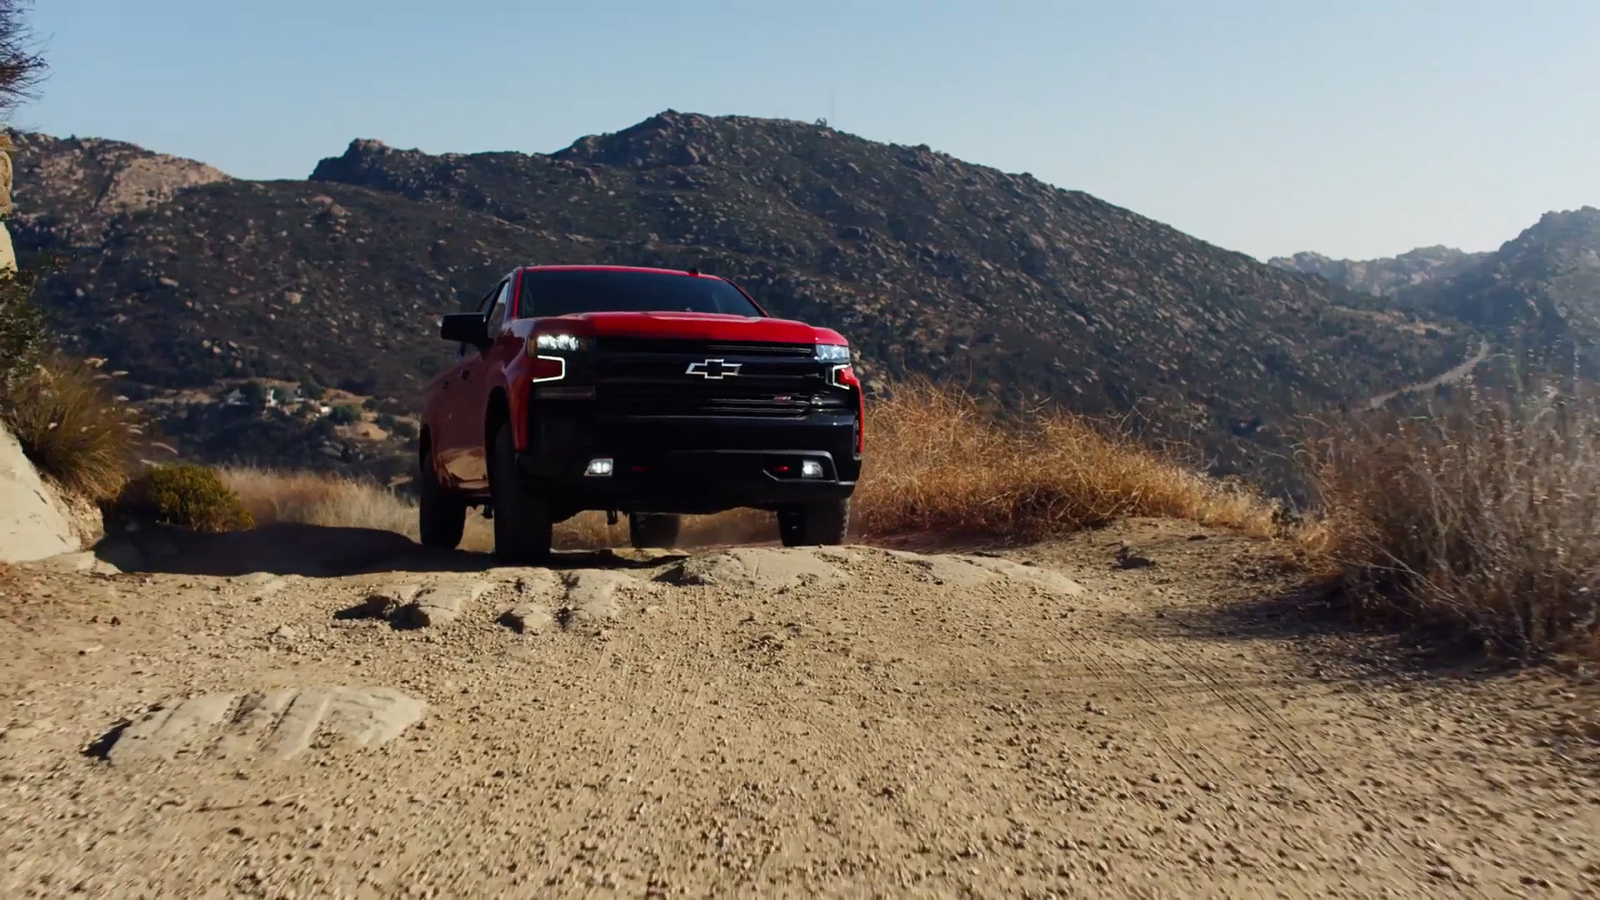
[13,0,1599,261]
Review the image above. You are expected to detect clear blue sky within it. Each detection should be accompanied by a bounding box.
[14,0,1599,261]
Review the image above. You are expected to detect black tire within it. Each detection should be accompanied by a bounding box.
[777,498,850,547]
[417,443,466,550]
[628,513,681,549]
[489,422,552,565]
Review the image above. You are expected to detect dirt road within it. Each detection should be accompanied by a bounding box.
[2,519,1597,898]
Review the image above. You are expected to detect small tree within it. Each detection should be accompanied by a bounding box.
[239,380,268,408]
[0,265,45,392]
[0,1,46,119]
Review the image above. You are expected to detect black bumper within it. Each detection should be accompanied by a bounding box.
[518,407,861,516]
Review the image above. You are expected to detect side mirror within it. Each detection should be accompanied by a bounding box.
[440,312,488,346]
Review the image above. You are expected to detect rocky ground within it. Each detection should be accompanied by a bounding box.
[1,519,1597,898]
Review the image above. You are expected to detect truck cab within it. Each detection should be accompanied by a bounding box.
[418,265,864,563]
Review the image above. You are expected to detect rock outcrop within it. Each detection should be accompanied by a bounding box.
[0,423,79,563]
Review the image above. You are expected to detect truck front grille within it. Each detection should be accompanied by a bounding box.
[591,338,849,418]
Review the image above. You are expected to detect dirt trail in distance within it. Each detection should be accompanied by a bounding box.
[1365,338,1492,410]
[1,518,1596,898]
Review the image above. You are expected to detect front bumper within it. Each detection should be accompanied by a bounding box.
[518,407,861,517]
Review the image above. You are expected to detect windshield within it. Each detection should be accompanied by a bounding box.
[516,269,764,318]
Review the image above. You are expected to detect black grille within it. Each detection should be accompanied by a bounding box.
[600,384,843,417]
[594,337,815,358]
[590,336,853,418]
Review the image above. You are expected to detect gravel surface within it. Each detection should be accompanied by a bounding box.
[1,519,1596,898]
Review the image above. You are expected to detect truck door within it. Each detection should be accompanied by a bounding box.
[435,281,502,487]
[450,277,512,491]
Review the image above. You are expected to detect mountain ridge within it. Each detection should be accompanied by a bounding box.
[8,111,1476,493]
[1272,207,1600,377]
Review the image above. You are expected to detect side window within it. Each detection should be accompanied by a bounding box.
[458,281,503,358]
[485,280,511,335]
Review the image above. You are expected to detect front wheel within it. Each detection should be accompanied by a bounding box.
[417,444,466,550]
[489,422,552,564]
[777,498,850,547]
[629,513,681,549]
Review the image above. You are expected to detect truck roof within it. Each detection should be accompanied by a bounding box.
[519,265,721,279]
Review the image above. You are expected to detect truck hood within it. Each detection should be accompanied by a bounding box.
[533,311,847,345]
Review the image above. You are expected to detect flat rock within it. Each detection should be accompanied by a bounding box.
[560,570,640,623]
[397,579,492,627]
[671,548,851,592]
[347,582,423,619]
[492,567,558,597]
[106,686,425,764]
[499,603,554,634]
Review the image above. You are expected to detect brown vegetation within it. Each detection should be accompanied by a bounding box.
[852,379,1280,541]
[1,356,139,502]
[1305,381,1600,661]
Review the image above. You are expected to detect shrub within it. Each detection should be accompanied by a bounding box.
[299,377,326,401]
[238,380,268,407]
[124,463,255,533]
[852,378,1279,541]
[327,404,361,425]
[1,355,139,501]
[0,267,49,394]
[1306,378,1600,661]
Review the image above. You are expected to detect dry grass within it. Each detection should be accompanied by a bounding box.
[221,467,420,537]
[1304,380,1600,661]
[210,380,1281,553]
[1,357,141,502]
[852,379,1279,541]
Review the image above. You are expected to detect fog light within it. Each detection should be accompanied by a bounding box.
[585,458,614,477]
[800,459,824,479]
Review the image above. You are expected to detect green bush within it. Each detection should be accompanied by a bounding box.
[299,377,326,401]
[328,404,361,426]
[124,463,255,533]
[0,267,49,394]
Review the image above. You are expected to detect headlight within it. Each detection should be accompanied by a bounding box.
[532,333,588,352]
[815,343,851,362]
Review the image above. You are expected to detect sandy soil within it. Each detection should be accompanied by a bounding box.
[1,518,1597,898]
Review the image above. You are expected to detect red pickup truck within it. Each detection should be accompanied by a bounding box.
[418,265,865,563]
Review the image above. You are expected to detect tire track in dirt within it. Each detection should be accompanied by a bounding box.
[1045,623,1231,791]
[1137,625,1422,872]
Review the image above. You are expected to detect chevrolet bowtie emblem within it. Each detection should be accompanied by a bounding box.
[685,358,741,379]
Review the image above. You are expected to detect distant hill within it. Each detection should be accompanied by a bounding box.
[1268,245,1490,297]
[1273,207,1600,378]
[7,112,1476,494]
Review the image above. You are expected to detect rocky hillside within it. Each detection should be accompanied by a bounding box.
[7,113,1477,493]
[1268,245,1490,297]
[1276,208,1600,378]
[1396,209,1600,367]
[7,131,229,248]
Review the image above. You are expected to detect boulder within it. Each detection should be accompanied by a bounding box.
[0,424,79,563]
